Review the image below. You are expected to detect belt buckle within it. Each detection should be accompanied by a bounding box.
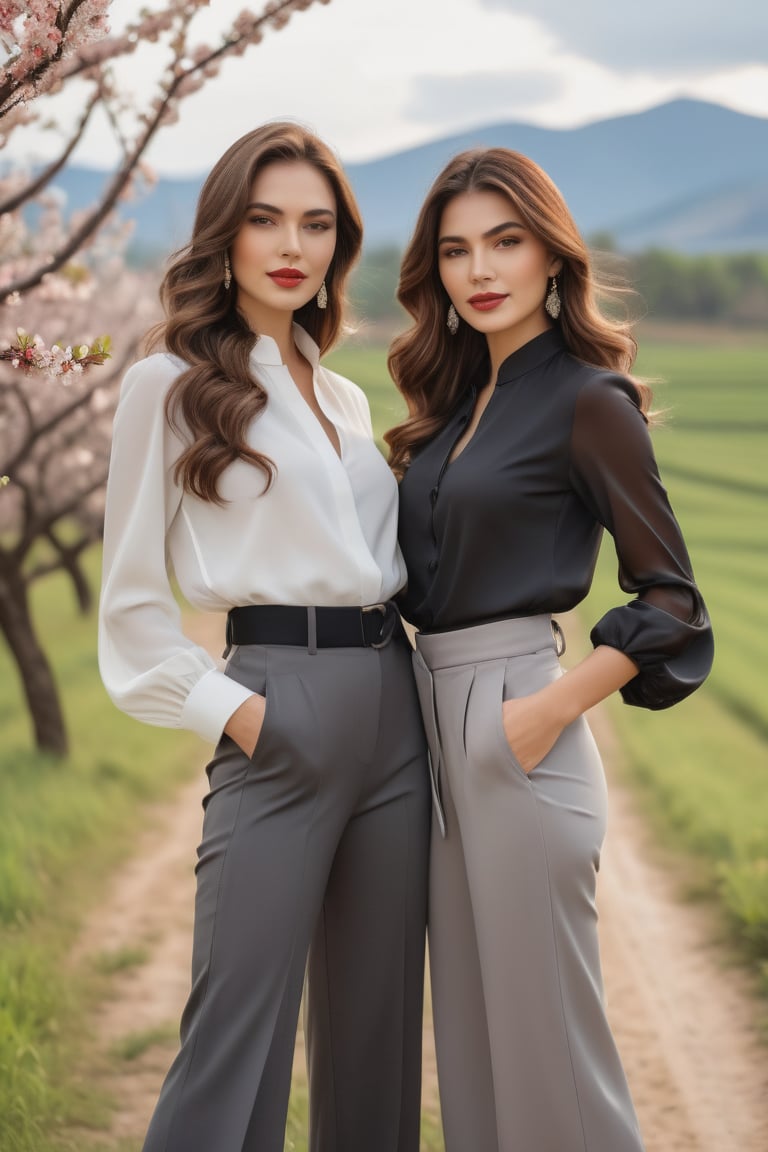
[222,611,234,659]
[362,602,396,649]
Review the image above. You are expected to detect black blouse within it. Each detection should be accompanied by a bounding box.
[397,328,713,710]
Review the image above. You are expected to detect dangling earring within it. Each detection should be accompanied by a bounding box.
[223,252,232,290]
[317,280,328,309]
[447,303,459,335]
[545,275,561,319]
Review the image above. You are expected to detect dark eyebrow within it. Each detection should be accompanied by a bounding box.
[438,221,526,246]
[245,201,336,220]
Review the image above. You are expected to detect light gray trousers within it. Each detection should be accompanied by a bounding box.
[413,615,645,1152]
[142,631,430,1152]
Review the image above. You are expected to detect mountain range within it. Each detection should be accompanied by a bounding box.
[48,99,768,256]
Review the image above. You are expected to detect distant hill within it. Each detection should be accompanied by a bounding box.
[47,99,768,256]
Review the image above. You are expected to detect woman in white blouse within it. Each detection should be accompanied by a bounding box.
[98,122,430,1152]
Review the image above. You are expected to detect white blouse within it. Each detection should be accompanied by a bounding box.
[98,325,406,745]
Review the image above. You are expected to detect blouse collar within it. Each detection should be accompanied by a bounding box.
[496,327,564,387]
[250,323,321,369]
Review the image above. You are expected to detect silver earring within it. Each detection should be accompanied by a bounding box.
[317,280,328,309]
[223,252,232,290]
[545,275,561,319]
[447,303,459,335]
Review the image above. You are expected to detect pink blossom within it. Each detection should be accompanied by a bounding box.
[175,72,204,99]
[233,9,258,37]
[0,329,111,378]
[2,0,333,319]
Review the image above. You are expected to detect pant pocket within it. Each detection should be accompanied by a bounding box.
[500,647,564,780]
[465,659,530,785]
[412,649,446,835]
[248,670,277,764]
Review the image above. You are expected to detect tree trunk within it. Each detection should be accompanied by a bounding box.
[62,551,93,615]
[0,563,68,756]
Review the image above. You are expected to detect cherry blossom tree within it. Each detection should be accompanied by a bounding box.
[0,270,155,754]
[0,0,330,305]
[0,0,332,754]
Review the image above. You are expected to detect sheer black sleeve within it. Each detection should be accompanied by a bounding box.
[570,374,714,709]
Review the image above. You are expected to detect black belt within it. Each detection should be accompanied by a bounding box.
[225,602,401,653]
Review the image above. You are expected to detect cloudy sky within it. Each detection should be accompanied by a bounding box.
[10,0,768,173]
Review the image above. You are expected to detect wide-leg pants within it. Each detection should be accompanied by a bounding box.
[142,629,430,1152]
[413,615,645,1152]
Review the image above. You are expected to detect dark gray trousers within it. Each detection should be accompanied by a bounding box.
[141,631,430,1152]
[413,615,645,1152]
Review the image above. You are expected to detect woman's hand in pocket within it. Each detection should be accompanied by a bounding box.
[224,693,267,758]
[501,690,564,775]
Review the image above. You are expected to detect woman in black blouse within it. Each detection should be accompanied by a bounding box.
[386,149,713,1152]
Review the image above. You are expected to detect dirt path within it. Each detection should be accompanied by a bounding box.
[74,613,768,1150]
[592,709,768,1152]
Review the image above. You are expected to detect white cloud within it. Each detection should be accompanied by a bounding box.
[4,0,767,175]
[407,70,565,123]
[481,0,768,71]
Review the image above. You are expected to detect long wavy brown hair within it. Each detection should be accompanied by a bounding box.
[149,122,362,503]
[385,148,650,477]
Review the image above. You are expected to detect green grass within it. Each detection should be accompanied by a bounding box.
[328,332,768,990]
[326,344,406,443]
[283,1079,444,1152]
[284,1080,310,1152]
[582,330,768,960]
[0,551,204,1152]
[653,428,767,489]
[586,336,768,971]
[92,947,150,976]
[110,1024,178,1064]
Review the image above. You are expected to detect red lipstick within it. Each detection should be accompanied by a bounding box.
[468,293,507,312]
[268,268,307,288]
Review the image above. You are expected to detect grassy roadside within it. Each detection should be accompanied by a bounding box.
[0,551,205,1152]
[585,536,768,977]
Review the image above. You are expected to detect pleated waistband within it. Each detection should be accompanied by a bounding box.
[414,615,559,671]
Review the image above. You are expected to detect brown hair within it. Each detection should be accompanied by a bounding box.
[385,148,650,477]
[149,122,363,503]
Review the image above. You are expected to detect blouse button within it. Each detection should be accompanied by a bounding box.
[428,558,438,573]
[430,486,439,505]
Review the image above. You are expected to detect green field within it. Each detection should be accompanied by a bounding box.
[329,332,768,985]
[1,330,766,1150]
[594,338,768,974]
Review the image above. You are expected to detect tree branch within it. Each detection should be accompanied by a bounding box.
[3,374,111,477]
[0,85,101,215]
[0,0,323,305]
[1,343,133,477]
[26,526,94,587]
[27,470,107,546]
[0,0,94,116]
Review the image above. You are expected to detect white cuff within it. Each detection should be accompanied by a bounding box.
[180,667,254,745]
